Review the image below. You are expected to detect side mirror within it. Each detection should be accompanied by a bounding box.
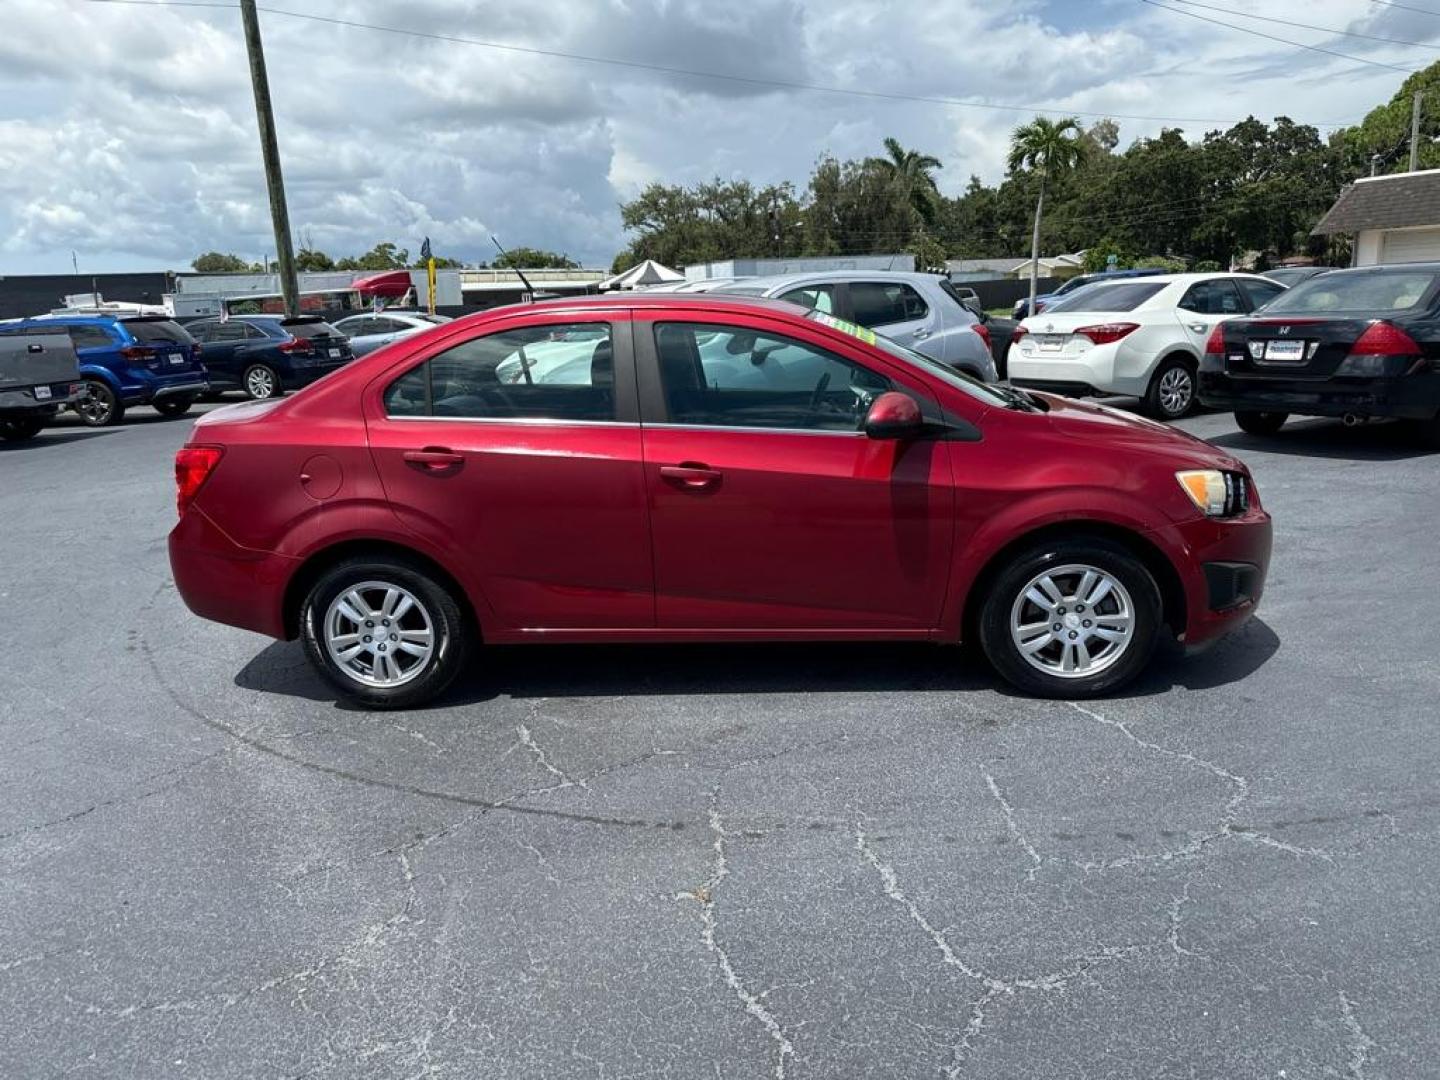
[863,391,924,440]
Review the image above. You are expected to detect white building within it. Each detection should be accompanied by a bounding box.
[1313,169,1440,265]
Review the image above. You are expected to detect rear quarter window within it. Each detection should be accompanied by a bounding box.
[123,319,193,345]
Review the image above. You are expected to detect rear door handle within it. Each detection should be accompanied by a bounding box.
[1188,323,1207,334]
[912,328,931,340]
[403,447,464,473]
[659,463,722,489]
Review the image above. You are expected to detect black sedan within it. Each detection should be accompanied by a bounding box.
[1198,264,1440,445]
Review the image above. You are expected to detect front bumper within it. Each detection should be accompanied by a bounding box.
[169,506,298,639]
[1153,507,1273,647]
[1199,371,1440,421]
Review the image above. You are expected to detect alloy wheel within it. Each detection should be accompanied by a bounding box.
[246,367,277,399]
[75,384,113,425]
[1158,366,1193,418]
[323,580,435,688]
[1009,564,1135,678]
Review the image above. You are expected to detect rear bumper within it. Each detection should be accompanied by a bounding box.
[119,374,210,404]
[169,507,297,639]
[1199,371,1440,420]
[1152,508,1273,647]
[152,379,209,400]
[0,380,83,413]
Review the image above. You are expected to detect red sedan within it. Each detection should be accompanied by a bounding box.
[169,294,1271,708]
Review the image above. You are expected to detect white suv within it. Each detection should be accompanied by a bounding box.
[1007,272,1286,420]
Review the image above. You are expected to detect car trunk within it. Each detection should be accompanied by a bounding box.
[1016,312,1125,359]
[286,320,353,360]
[1217,317,1380,379]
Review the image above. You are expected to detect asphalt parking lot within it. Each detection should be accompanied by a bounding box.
[3,402,1438,1079]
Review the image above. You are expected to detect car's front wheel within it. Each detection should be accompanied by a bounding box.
[300,555,471,709]
[978,537,1164,698]
[153,394,197,418]
[0,418,45,442]
[74,379,124,427]
[1234,410,1288,436]
[243,364,282,400]
[1143,357,1197,421]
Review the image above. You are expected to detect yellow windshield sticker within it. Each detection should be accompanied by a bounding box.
[813,312,877,345]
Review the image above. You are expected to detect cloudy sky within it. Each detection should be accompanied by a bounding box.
[0,0,1433,273]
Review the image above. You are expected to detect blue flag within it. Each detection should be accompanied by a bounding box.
[420,237,432,262]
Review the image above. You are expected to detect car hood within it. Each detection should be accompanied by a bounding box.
[1034,392,1244,471]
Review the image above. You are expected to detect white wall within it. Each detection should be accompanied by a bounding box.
[1354,230,1383,267]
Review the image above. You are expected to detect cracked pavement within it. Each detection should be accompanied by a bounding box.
[2,407,1437,1078]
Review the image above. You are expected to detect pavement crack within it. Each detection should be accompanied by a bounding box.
[679,787,796,1079]
[516,717,588,792]
[983,771,1043,882]
[1166,883,1207,960]
[1338,991,1376,1080]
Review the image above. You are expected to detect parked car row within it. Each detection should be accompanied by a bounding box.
[0,308,449,438]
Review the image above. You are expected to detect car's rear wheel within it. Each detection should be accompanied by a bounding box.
[243,364,282,400]
[1143,357,1197,421]
[979,537,1164,698]
[153,394,197,418]
[1234,410,1288,436]
[300,555,471,709]
[74,379,124,427]
[0,418,45,442]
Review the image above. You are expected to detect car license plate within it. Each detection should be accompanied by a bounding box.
[1036,335,1065,352]
[328,348,341,358]
[169,353,186,366]
[33,385,52,400]
[1264,339,1304,361]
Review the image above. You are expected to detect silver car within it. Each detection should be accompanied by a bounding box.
[710,270,997,381]
[332,311,452,357]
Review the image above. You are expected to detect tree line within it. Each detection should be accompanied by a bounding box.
[611,60,1440,275]
[191,243,578,274]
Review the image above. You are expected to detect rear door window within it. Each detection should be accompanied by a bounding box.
[68,325,114,349]
[1178,280,1246,315]
[848,282,929,328]
[383,323,616,422]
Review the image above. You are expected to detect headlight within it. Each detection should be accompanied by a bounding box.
[1176,469,1250,517]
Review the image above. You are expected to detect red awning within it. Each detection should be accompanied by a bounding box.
[351,270,414,299]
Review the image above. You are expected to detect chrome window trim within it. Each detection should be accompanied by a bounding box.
[643,422,865,438]
[382,413,636,428]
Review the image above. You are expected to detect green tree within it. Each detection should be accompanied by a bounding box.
[1008,117,1088,313]
[338,242,409,271]
[192,251,249,272]
[865,137,943,225]
[295,247,334,272]
[492,247,579,270]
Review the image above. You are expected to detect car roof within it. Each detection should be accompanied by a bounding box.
[711,269,944,292]
[519,292,805,316]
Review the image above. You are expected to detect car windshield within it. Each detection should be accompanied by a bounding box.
[1262,270,1437,315]
[122,318,192,344]
[1045,282,1166,313]
[806,311,1021,410]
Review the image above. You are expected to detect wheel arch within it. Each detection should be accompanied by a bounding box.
[960,519,1187,644]
[281,538,478,641]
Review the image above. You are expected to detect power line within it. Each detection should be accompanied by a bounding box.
[1167,0,1440,50]
[1139,0,1422,73]
[83,0,1358,128]
[1366,0,1440,16]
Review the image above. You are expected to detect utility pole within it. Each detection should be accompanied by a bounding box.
[1410,90,1424,173]
[240,0,299,319]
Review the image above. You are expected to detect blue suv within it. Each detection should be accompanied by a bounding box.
[184,315,355,399]
[9,314,208,426]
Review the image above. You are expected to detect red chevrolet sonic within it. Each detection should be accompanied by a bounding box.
[169,294,1271,708]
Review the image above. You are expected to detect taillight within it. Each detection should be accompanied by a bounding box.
[120,345,156,361]
[1010,324,1028,345]
[1349,320,1419,356]
[277,336,313,355]
[175,445,224,516]
[1075,322,1139,345]
[972,322,991,350]
[1204,324,1226,356]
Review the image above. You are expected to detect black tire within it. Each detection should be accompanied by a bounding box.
[153,394,197,418]
[1234,410,1288,436]
[0,417,45,442]
[978,536,1164,699]
[74,378,124,427]
[1143,356,1197,421]
[300,555,471,709]
[243,364,282,400]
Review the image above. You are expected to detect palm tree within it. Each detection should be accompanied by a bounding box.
[866,137,943,224]
[1008,117,1088,316]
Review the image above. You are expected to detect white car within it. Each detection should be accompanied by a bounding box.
[1006,272,1286,420]
[332,311,452,357]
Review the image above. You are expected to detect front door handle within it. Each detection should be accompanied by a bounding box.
[659,463,722,489]
[403,447,464,473]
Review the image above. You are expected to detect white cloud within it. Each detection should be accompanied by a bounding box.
[0,0,1430,272]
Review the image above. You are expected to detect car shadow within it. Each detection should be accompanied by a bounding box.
[0,429,123,451]
[1208,417,1438,461]
[234,618,1281,712]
